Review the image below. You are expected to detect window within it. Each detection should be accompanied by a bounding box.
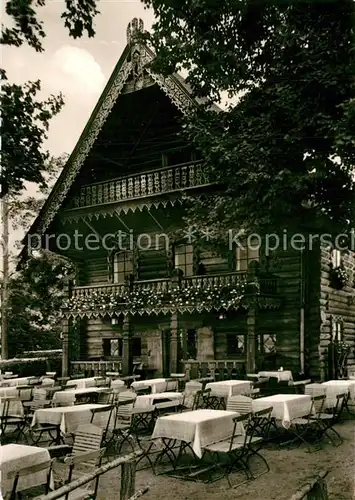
[259,334,276,354]
[236,238,260,271]
[332,317,343,342]
[226,334,245,356]
[113,251,134,283]
[175,245,194,277]
[103,339,122,357]
[331,249,342,268]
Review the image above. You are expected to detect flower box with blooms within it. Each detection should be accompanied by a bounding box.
[329,266,348,289]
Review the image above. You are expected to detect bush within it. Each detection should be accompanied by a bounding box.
[0,356,61,377]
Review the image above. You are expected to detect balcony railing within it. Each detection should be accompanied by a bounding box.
[182,360,246,380]
[67,271,279,316]
[70,160,212,209]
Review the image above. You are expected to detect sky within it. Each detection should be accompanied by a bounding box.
[2,0,156,253]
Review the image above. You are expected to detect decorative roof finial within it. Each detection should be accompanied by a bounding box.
[126,18,144,44]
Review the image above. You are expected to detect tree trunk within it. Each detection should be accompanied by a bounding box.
[1,196,9,359]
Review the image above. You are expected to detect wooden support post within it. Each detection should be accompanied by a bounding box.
[122,314,132,376]
[246,301,257,373]
[61,318,69,378]
[170,311,178,375]
[120,461,136,500]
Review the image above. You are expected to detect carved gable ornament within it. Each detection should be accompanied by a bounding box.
[29,18,200,238]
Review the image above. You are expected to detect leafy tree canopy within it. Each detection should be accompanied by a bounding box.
[2,0,100,52]
[143,0,355,240]
[1,73,64,198]
[7,250,75,357]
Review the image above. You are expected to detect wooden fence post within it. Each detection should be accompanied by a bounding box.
[120,461,136,500]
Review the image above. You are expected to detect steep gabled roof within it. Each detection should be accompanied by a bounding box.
[23,18,221,243]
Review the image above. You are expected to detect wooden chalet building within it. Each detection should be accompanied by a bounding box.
[22,19,355,381]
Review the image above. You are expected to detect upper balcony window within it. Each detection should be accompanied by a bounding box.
[236,238,260,272]
[113,251,134,283]
[175,244,194,277]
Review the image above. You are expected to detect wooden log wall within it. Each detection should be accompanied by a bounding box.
[263,249,303,374]
[319,246,355,378]
[304,246,322,379]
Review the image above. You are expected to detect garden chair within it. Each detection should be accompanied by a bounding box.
[0,397,27,443]
[310,393,346,446]
[226,395,253,415]
[57,448,105,499]
[47,424,103,459]
[201,413,253,487]
[23,391,62,445]
[7,458,54,500]
[180,381,202,410]
[288,395,325,452]
[90,405,116,448]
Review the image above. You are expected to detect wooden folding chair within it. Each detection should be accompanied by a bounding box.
[7,458,54,500]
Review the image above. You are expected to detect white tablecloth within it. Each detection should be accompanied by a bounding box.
[131,378,167,394]
[66,377,98,389]
[52,387,111,404]
[152,409,241,458]
[3,377,31,387]
[0,444,53,495]
[322,380,355,405]
[0,386,18,398]
[252,394,312,429]
[205,380,252,397]
[0,399,24,417]
[258,371,293,382]
[31,404,110,434]
[135,392,183,409]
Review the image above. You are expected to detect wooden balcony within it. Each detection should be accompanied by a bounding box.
[69,160,212,209]
[67,271,281,317]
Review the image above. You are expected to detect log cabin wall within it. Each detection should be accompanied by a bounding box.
[304,246,322,379]
[319,245,355,378]
[263,248,303,374]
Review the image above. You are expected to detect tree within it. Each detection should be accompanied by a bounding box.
[2,0,100,52]
[143,0,355,244]
[6,250,75,357]
[0,75,64,358]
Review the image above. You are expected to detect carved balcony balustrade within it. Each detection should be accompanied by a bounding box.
[66,271,281,317]
[69,160,212,209]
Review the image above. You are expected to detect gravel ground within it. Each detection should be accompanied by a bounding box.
[96,418,355,500]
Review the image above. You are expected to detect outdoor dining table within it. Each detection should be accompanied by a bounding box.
[52,387,111,404]
[252,394,312,429]
[258,370,293,383]
[135,392,184,409]
[322,380,355,403]
[0,386,18,398]
[205,380,252,397]
[151,409,242,459]
[66,377,98,389]
[0,443,53,496]
[131,378,168,394]
[31,403,111,434]
[3,376,33,387]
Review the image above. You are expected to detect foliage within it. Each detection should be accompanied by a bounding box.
[0,356,61,377]
[9,154,66,233]
[6,251,76,357]
[1,0,100,52]
[329,265,349,289]
[64,280,247,315]
[0,73,64,198]
[143,0,355,238]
